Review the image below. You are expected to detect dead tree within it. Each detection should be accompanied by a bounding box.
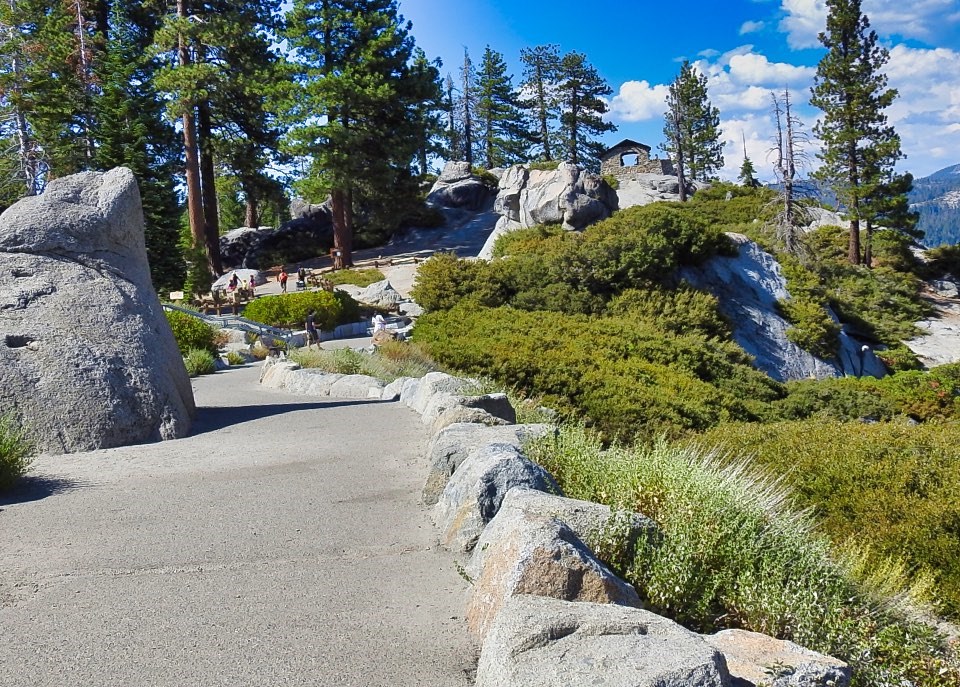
[770,89,810,256]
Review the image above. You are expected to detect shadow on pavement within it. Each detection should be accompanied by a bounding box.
[0,475,86,506]
[190,399,392,435]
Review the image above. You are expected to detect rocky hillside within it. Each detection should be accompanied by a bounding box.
[912,163,960,247]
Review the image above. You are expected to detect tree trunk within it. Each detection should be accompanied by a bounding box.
[537,63,552,160]
[344,186,354,267]
[197,100,222,275]
[864,219,873,268]
[177,0,206,268]
[331,188,347,269]
[245,198,258,229]
[848,146,862,265]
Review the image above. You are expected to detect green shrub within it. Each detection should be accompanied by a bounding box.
[0,414,34,491]
[409,252,487,312]
[688,419,960,620]
[184,348,217,377]
[777,297,841,359]
[242,290,359,330]
[601,173,619,190]
[774,365,960,423]
[527,160,560,171]
[491,224,566,258]
[225,351,246,366]
[527,427,959,686]
[288,340,440,382]
[323,268,386,288]
[165,310,217,355]
[607,286,729,338]
[470,166,500,187]
[413,303,782,443]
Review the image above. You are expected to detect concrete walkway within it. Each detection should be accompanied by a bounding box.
[0,365,475,686]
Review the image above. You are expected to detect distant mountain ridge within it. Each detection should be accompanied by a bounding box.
[911,164,960,246]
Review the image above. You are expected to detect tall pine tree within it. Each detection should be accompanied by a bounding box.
[474,45,528,169]
[96,0,184,292]
[661,60,723,184]
[519,44,559,162]
[284,0,438,265]
[555,51,615,170]
[810,0,903,265]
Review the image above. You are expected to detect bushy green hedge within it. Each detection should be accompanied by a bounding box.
[413,303,782,442]
[323,268,386,288]
[242,290,359,330]
[0,414,33,491]
[165,310,218,355]
[412,204,731,318]
[687,418,960,620]
[528,427,959,686]
[775,363,960,422]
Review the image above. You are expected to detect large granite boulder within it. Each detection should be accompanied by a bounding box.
[475,595,731,687]
[0,168,196,454]
[479,162,618,258]
[432,443,560,552]
[219,200,334,269]
[680,233,887,382]
[466,512,643,640]
[467,488,655,580]
[422,423,554,505]
[426,161,494,211]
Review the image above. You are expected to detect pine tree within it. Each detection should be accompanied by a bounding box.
[661,60,723,184]
[459,48,476,166]
[738,134,759,188]
[95,0,184,292]
[410,48,444,176]
[519,44,559,162]
[811,0,902,265]
[443,72,462,161]
[284,0,437,266]
[474,45,528,169]
[556,51,615,170]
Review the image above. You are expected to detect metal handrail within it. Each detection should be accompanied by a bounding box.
[162,303,295,343]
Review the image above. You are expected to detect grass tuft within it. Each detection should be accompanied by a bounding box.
[0,415,34,491]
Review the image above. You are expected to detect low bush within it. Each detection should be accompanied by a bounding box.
[527,426,959,686]
[288,340,440,382]
[0,414,34,491]
[413,303,782,442]
[165,310,218,355]
[413,205,731,317]
[687,418,960,620]
[470,166,500,187]
[775,363,960,423]
[225,351,246,366]
[323,268,386,288]
[183,348,217,377]
[242,290,359,330]
[527,160,560,171]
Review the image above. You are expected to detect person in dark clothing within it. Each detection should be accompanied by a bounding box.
[305,309,319,349]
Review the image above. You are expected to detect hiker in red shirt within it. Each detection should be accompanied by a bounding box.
[279,268,288,293]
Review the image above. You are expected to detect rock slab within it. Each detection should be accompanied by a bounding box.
[705,629,850,687]
[475,595,731,687]
[0,168,195,454]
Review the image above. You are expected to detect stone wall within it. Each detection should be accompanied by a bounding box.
[600,144,675,179]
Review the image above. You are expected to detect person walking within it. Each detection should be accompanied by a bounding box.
[279,268,288,293]
[305,309,319,349]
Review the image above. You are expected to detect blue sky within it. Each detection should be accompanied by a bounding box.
[396,0,960,181]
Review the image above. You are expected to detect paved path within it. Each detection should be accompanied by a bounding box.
[0,365,475,686]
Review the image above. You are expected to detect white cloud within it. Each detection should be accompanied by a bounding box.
[778,0,960,50]
[740,20,766,35]
[609,80,670,122]
[727,52,816,85]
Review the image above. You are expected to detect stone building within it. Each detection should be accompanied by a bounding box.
[600,139,674,180]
